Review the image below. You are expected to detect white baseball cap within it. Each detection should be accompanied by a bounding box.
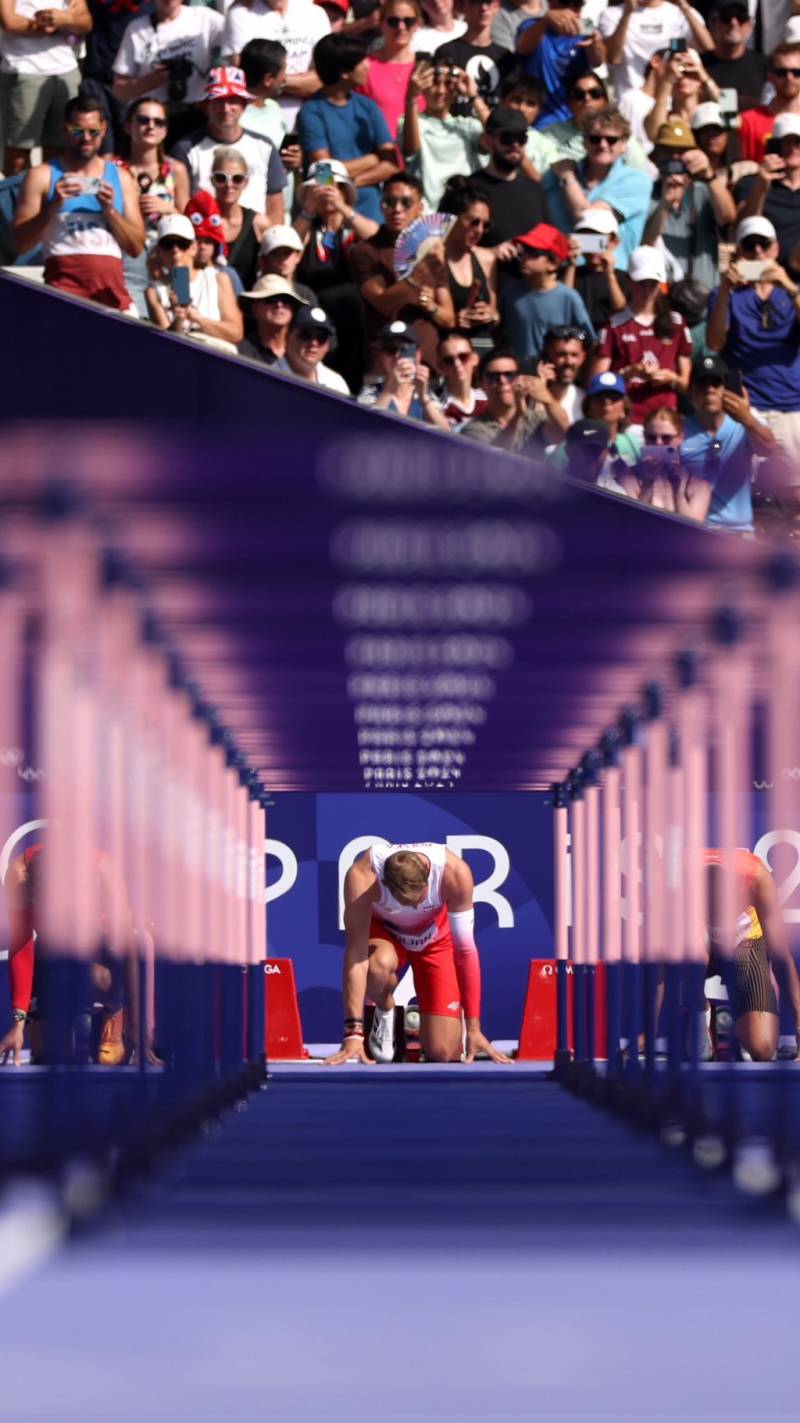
[735,215,777,245]
[772,113,800,141]
[574,207,619,237]
[628,245,667,284]
[156,214,196,244]
[785,17,800,45]
[691,102,724,131]
[259,224,305,256]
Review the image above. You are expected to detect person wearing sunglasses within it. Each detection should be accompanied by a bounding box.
[358,319,450,424]
[460,346,551,449]
[358,0,424,139]
[496,73,561,176]
[237,272,309,365]
[739,40,800,165]
[438,178,499,346]
[205,145,267,292]
[434,330,488,428]
[400,57,486,210]
[678,353,775,531]
[599,0,712,102]
[145,211,244,348]
[12,90,145,311]
[702,1,766,118]
[515,0,607,132]
[543,71,651,174]
[624,405,705,517]
[544,105,652,273]
[220,0,329,133]
[171,67,287,225]
[115,97,190,316]
[502,220,595,363]
[297,34,400,226]
[273,303,351,394]
[737,114,800,286]
[0,0,90,178]
[470,105,551,246]
[707,216,800,495]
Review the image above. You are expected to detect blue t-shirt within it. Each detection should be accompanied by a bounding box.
[518,25,588,129]
[296,93,392,223]
[500,280,595,362]
[543,159,652,272]
[707,285,800,412]
[680,414,754,532]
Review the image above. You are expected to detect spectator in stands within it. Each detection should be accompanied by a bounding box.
[599,0,712,100]
[0,0,91,176]
[440,178,499,348]
[691,100,756,192]
[737,115,800,284]
[258,224,313,296]
[145,211,244,345]
[591,244,693,433]
[359,0,423,138]
[620,405,712,518]
[434,0,511,108]
[119,96,189,316]
[544,105,652,270]
[584,370,642,471]
[492,0,547,53]
[501,221,595,361]
[413,0,466,53]
[669,272,712,357]
[542,71,652,174]
[221,0,328,132]
[497,72,559,175]
[563,416,610,483]
[702,0,768,117]
[563,207,631,329]
[707,216,800,471]
[297,34,400,225]
[240,39,289,150]
[433,330,489,428]
[643,117,735,290]
[82,0,152,145]
[400,57,486,210]
[347,171,455,363]
[471,105,552,246]
[172,67,287,223]
[680,353,776,531]
[12,90,145,311]
[643,44,721,146]
[358,320,451,425]
[515,1,607,131]
[460,346,551,448]
[739,41,800,164]
[617,47,668,156]
[208,145,270,292]
[274,303,351,392]
[111,0,224,117]
[237,272,309,364]
[538,322,587,441]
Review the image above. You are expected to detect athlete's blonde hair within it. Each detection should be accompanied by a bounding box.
[383,851,429,899]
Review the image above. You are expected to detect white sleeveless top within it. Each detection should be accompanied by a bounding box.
[370,842,447,950]
[155,267,221,327]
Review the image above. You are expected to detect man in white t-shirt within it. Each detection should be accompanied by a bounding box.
[111,0,224,111]
[171,65,287,221]
[0,0,91,175]
[222,0,329,129]
[599,0,712,97]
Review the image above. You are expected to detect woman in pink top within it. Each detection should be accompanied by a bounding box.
[359,0,425,139]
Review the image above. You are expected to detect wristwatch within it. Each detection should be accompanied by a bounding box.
[11,1009,27,1025]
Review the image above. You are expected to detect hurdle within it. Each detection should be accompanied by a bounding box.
[552,553,800,1201]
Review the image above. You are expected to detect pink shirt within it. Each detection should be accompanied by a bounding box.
[358,56,424,140]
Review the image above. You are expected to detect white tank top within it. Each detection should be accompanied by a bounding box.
[370,842,447,949]
[155,267,221,326]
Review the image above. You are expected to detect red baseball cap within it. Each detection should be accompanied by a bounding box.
[517,223,571,263]
[315,0,349,11]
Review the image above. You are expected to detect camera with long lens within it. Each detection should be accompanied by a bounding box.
[162,55,194,104]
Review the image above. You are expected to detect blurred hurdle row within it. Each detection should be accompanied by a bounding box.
[551,553,800,1203]
[0,491,268,1178]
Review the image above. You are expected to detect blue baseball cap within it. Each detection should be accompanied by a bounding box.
[586,371,626,399]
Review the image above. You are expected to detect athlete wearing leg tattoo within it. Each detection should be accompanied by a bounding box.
[326,842,513,1066]
[705,850,800,1062]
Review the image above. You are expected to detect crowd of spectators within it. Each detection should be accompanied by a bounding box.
[4,0,800,532]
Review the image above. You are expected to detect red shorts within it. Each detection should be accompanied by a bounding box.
[369,906,462,1020]
[44,255,132,312]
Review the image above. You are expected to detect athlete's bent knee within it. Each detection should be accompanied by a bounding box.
[425,1045,462,1063]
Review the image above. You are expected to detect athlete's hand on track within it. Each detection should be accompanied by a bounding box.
[324,1036,375,1066]
[0,1020,25,1067]
[464,1027,513,1064]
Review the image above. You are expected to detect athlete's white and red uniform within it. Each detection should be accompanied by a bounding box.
[369,842,481,1021]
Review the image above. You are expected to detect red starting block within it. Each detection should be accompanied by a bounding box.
[264,958,309,1060]
[517,959,607,1060]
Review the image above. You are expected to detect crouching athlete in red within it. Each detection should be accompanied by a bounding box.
[326,842,513,1065]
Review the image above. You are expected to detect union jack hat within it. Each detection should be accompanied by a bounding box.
[204,66,253,103]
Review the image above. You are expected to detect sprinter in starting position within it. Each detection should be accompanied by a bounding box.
[326,842,512,1065]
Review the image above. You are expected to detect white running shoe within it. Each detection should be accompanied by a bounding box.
[368,1006,396,1063]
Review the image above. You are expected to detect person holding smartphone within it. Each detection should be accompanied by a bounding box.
[598,0,712,100]
[621,405,713,518]
[736,114,800,284]
[358,320,451,427]
[563,207,631,328]
[678,353,776,531]
[145,212,244,348]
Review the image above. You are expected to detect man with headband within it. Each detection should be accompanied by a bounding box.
[326,841,512,1064]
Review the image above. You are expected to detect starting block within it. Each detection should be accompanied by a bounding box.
[517,959,607,1060]
[264,958,309,1060]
